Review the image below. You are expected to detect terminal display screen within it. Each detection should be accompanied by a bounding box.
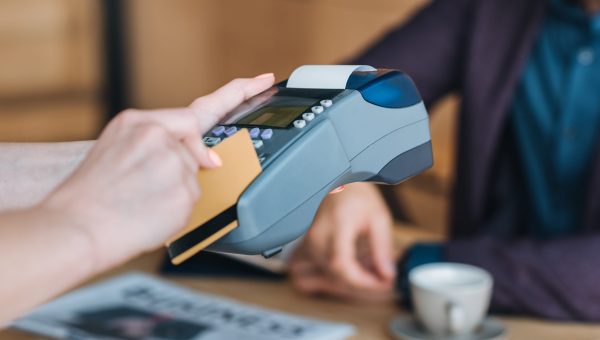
[220,88,317,128]
[237,105,310,128]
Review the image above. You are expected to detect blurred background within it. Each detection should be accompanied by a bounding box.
[0,0,457,236]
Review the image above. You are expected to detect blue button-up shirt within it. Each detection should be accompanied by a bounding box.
[511,0,600,236]
[399,1,600,291]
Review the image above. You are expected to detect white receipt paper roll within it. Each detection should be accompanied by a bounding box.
[286,65,376,89]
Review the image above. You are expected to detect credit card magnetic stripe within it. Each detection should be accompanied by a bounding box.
[167,205,238,260]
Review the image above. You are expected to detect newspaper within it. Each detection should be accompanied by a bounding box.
[13,273,355,340]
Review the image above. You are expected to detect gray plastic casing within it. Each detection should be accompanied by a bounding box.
[207,88,432,255]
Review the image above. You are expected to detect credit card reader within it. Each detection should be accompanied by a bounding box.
[174,65,432,258]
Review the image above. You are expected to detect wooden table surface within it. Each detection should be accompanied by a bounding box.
[2,227,600,340]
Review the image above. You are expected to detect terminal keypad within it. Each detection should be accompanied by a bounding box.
[204,98,334,165]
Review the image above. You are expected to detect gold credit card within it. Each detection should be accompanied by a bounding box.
[165,129,262,265]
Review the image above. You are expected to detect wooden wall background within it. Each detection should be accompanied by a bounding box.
[125,0,428,107]
[0,0,457,231]
[0,0,103,142]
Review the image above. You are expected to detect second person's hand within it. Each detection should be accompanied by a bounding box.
[289,182,400,301]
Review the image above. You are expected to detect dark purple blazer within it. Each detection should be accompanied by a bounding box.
[353,0,600,321]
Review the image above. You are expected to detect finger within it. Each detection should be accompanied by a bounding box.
[142,108,222,168]
[164,134,197,175]
[288,243,309,268]
[183,168,201,202]
[337,281,397,302]
[291,265,396,302]
[178,157,201,204]
[289,254,319,277]
[190,74,275,134]
[290,231,394,300]
[185,140,222,169]
[368,217,397,281]
[300,204,337,269]
[330,223,385,290]
[292,273,355,299]
[288,239,324,278]
[300,231,332,272]
[158,134,201,203]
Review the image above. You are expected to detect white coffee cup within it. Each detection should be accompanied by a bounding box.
[409,263,493,336]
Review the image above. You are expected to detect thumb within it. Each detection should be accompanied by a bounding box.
[141,107,222,168]
[186,141,223,169]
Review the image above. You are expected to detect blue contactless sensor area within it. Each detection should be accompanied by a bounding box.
[346,70,422,109]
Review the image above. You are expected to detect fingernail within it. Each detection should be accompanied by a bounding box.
[384,261,397,277]
[208,149,223,167]
[255,73,274,79]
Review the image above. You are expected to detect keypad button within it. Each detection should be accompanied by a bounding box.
[293,120,307,129]
[203,136,222,146]
[224,126,238,137]
[249,127,261,139]
[212,126,225,136]
[252,140,264,149]
[261,129,273,140]
[320,99,333,107]
[302,112,315,121]
[311,106,324,114]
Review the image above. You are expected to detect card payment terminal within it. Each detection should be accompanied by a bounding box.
[169,65,432,259]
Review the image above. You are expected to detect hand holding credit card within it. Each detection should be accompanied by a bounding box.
[165,129,261,265]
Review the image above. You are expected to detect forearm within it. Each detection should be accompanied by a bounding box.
[0,207,97,325]
[0,142,93,211]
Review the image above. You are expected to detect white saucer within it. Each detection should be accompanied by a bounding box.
[389,315,506,340]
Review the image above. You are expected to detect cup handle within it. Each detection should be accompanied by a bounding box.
[446,302,465,335]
